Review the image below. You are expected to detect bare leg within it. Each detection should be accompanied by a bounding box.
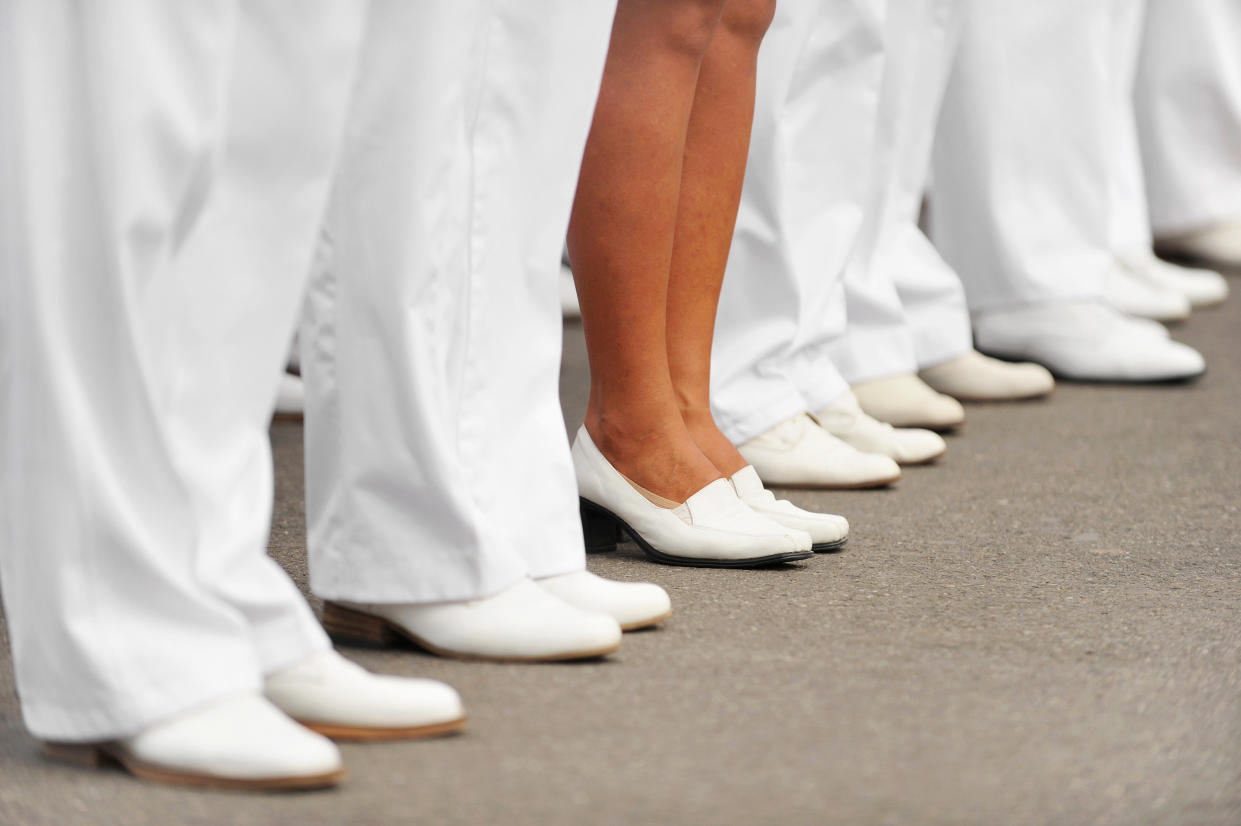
[568,0,729,501]
[667,0,775,477]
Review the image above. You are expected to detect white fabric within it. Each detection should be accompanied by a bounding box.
[0,0,365,740]
[930,0,1134,311]
[829,0,973,382]
[302,1,616,603]
[1136,0,1241,235]
[712,0,887,445]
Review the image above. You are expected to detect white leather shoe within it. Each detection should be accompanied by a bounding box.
[323,579,622,662]
[1117,252,1229,309]
[264,650,465,741]
[1155,219,1241,270]
[738,413,901,489]
[536,571,671,631]
[919,350,1054,401]
[851,374,965,430]
[572,427,813,568]
[273,372,304,421]
[972,301,1206,383]
[1105,261,1191,322]
[729,465,848,552]
[813,393,947,466]
[43,695,344,791]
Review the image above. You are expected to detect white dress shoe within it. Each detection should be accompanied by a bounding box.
[851,374,965,430]
[536,570,671,631]
[729,465,848,552]
[972,301,1206,383]
[264,650,466,741]
[323,579,622,662]
[737,413,901,489]
[1117,252,1229,309]
[813,393,947,466]
[572,427,813,568]
[273,372,304,421]
[44,695,344,791]
[918,350,1054,402]
[1155,219,1241,270]
[1105,261,1191,322]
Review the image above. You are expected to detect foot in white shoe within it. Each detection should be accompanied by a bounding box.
[537,571,671,631]
[813,393,946,466]
[737,413,901,489]
[851,374,965,431]
[1118,251,1229,309]
[1155,219,1241,270]
[323,579,622,662]
[44,695,344,791]
[573,427,813,568]
[972,301,1206,383]
[265,650,466,741]
[1105,261,1191,322]
[918,350,1054,402]
[729,465,848,552]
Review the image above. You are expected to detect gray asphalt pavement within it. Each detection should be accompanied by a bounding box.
[1,273,1239,825]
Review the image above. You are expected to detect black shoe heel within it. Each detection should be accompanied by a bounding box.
[580,499,622,553]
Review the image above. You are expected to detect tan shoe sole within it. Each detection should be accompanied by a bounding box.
[299,716,467,742]
[43,741,345,791]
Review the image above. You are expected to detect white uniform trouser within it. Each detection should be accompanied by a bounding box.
[1105,0,1156,259]
[1136,0,1241,235]
[0,1,365,740]
[712,0,887,445]
[929,0,1138,311]
[828,0,973,384]
[302,3,616,604]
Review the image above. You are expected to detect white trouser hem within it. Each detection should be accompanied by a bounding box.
[715,391,809,448]
[311,553,530,606]
[1150,195,1241,238]
[23,674,261,743]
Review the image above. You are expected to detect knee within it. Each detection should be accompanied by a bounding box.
[719,0,777,45]
[659,0,729,59]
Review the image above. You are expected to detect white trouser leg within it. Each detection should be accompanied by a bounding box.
[0,0,362,741]
[1136,0,1241,234]
[712,0,886,444]
[830,0,972,380]
[304,1,615,603]
[1105,0,1155,258]
[929,0,1121,311]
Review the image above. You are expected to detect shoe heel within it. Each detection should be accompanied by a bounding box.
[322,602,397,648]
[43,742,107,768]
[580,499,622,553]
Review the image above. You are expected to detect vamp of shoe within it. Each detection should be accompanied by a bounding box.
[536,570,671,630]
[850,374,965,431]
[971,301,1205,383]
[323,578,622,662]
[43,695,345,791]
[729,464,848,552]
[813,392,947,466]
[264,649,466,740]
[1105,259,1192,321]
[572,426,813,568]
[1117,251,1229,309]
[918,350,1054,402]
[737,412,901,489]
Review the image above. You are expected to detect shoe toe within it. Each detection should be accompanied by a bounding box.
[891,429,946,465]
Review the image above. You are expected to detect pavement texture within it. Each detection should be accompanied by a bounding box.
[2,272,1240,825]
